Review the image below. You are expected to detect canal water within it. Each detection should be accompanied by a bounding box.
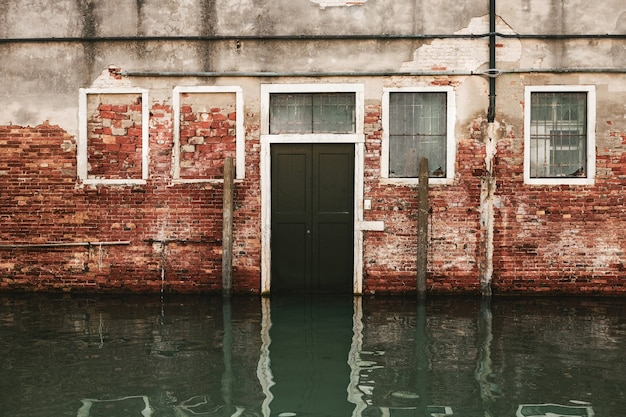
[0,294,624,417]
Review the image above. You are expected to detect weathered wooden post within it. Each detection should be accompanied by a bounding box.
[222,157,234,297]
[417,157,429,299]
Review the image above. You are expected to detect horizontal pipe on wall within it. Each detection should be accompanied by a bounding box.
[0,34,488,43]
[119,70,477,77]
[0,241,131,250]
[502,68,626,74]
[496,32,626,39]
[118,68,626,78]
[0,33,624,44]
[144,239,219,245]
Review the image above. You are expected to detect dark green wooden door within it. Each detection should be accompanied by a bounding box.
[271,144,354,294]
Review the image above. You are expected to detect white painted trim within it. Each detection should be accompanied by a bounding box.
[260,134,364,144]
[260,139,272,294]
[172,86,245,182]
[523,85,596,186]
[81,179,146,186]
[354,142,365,295]
[77,90,88,180]
[78,88,149,185]
[260,83,365,295]
[356,221,385,231]
[381,86,456,185]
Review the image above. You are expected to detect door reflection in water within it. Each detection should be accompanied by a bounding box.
[0,294,624,417]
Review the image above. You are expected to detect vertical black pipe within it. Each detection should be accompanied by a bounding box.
[488,0,497,123]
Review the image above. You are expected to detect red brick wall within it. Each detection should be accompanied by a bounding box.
[1,90,625,296]
[492,129,626,296]
[87,99,144,180]
[362,105,485,295]
[0,112,261,293]
[179,103,237,180]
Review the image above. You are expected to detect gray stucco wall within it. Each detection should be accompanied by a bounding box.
[0,0,624,130]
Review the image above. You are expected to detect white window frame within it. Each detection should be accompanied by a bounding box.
[259,83,367,295]
[172,86,245,182]
[381,86,456,185]
[78,88,149,185]
[524,85,596,186]
[261,83,364,143]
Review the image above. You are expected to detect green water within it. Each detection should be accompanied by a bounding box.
[0,294,623,417]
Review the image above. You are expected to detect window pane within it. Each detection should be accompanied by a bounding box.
[529,92,587,178]
[269,93,355,134]
[389,92,447,178]
[269,94,312,134]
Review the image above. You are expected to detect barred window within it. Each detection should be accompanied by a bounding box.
[388,92,448,178]
[529,92,587,178]
[524,86,595,185]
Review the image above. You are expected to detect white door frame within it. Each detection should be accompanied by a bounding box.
[259,83,366,294]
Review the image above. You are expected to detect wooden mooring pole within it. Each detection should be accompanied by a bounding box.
[222,158,234,297]
[417,157,429,299]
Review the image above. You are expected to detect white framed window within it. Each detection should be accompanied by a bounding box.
[381,87,456,185]
[524,85,596,185]
[261,83,364,143]
[172,86,244,182]
[78,88,149,185]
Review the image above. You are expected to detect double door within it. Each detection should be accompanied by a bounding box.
[271,144,355,294]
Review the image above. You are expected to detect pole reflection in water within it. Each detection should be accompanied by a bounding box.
[0,294,624,417]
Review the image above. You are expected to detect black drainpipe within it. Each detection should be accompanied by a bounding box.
[487,0,496,123]
[480,0,497,299]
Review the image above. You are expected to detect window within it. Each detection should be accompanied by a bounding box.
[261,83,364,143]
[78,88,149,185]
[524,86,595,185]
[269,93,355,134]
[382,87,456,184]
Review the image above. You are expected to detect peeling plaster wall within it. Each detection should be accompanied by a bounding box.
[400,15,522,72]
[2,0,624,127]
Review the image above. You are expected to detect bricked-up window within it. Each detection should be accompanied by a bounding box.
[524,86,596,185]
[382,87,456,184]
[173,86,244,182]
[78,88,149,185]
[269,93,355,134]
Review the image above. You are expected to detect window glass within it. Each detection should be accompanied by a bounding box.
[269,93,355,134]
[529,92,587,178]
[389,92,447,178]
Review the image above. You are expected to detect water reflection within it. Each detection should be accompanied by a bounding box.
[0,294,623,417]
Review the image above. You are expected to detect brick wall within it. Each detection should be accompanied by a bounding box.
[492,128,626,295]
[1,87,625,295]
[0,113,261,293]
[179,104,237,180]
[362,104,485,295]
[87,97,144,180]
